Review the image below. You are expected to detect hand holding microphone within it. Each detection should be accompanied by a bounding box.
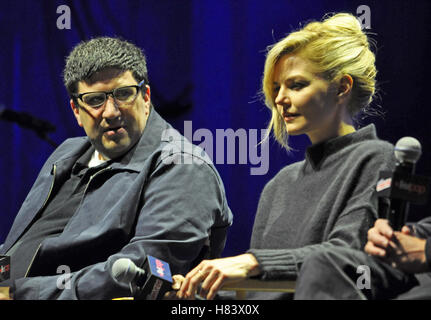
[365,218,429,273]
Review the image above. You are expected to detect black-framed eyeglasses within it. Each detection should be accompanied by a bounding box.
[73,80,146,109]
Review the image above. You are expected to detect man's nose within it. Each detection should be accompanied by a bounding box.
[102,95,121,119]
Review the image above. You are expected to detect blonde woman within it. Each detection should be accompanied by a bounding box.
[177,13,395,300]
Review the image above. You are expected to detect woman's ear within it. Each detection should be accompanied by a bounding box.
[337,74,353,97]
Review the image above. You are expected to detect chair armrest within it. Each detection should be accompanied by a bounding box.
[221,279,296,299]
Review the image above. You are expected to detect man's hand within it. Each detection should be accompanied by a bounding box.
[365,219,429,274]
[386,232,428,274]
[177,254,261,300]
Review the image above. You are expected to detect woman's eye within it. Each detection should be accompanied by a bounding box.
[291,82,307,90]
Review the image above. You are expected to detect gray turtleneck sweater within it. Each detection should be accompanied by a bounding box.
[248,125,395,284]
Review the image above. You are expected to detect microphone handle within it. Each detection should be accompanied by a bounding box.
[387,198,410,231]
[387,160,415,230]
[133,270,147,287]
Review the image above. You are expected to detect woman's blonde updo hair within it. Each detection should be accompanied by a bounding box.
[262,13,377,149]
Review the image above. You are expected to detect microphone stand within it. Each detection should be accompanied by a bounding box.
[36,131,59,148]
[0,106,58,148]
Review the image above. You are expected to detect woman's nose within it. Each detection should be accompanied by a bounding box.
[274,87,290,106]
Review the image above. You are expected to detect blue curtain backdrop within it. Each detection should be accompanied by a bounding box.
[1,0,430,257]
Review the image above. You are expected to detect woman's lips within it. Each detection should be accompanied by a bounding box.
[283,113,300,122]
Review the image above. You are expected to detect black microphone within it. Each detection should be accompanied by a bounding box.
[376,137,430,230]
[0,106,56,133]
[0,255,10,282]
[112,256,173,300]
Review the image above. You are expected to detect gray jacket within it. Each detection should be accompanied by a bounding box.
[1,109,233,299]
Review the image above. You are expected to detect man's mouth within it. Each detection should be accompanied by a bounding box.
[104,126,126,136]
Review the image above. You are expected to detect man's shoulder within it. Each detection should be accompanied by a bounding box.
[46,136,90,162]
[158,126,214,167]
[58,136,89,148]
[138,109,215,168]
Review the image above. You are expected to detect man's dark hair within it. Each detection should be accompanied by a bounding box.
[63,37,149,97]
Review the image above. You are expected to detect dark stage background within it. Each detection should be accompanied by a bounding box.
[1,0,430,258]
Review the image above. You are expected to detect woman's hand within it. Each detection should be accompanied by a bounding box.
[177,254,261,300]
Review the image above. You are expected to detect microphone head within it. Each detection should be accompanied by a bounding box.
[394,136,422,164]
[111,258,139,284]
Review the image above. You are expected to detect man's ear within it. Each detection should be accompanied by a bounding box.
[70,99,83,127]
[144,85,151,102]
[143,85,151,116]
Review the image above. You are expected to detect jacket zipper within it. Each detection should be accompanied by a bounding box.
[24,164,57,277]
[82,167,112,196]
[24,243,42,277]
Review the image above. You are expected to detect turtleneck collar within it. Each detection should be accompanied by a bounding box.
[305,124,378,170]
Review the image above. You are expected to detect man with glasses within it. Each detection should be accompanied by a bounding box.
[0,37,233,299]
